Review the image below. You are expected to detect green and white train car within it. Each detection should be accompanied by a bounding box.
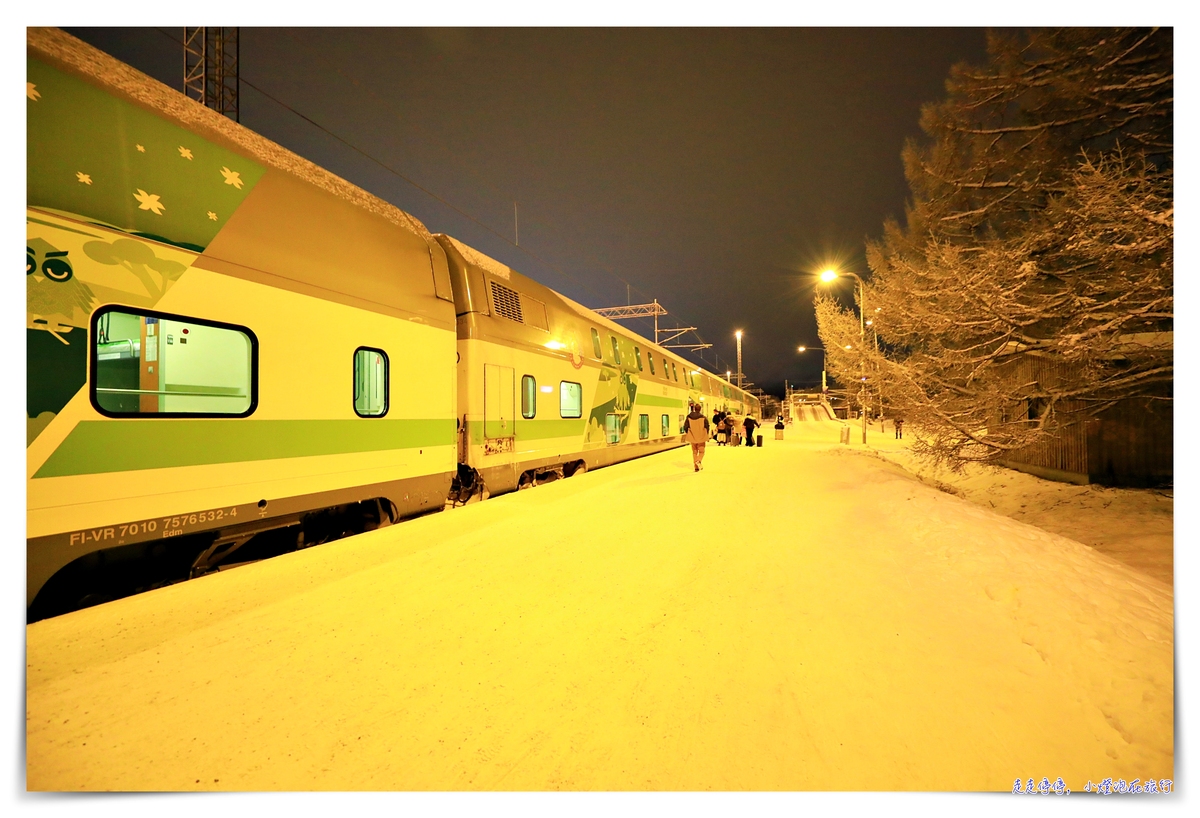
[438,234,714,498]
[26,28,759,620]
[26,29,457,619]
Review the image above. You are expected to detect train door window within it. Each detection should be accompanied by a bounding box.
[605,413,620,444]
[91,306,256,417]
[354,347,389,417]
[638,413,649,439]
[678,414,685,433]
[671,362,678,382]
[591,328,602,359]
[521,374,537,419]
[634,347,643,371]
[560,381,583,418]
[610,335,621,366]
[648,354,656,376]
[661,414,670,436]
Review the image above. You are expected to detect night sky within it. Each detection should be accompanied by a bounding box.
[62,27,990,396]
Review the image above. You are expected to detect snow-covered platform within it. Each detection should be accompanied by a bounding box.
[26,421,1173,791]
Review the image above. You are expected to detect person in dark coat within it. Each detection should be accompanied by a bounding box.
[742,415,758,447]
[684,403,711,471]
[894,417,904,439]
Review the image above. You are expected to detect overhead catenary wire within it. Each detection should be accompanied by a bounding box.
[272,29,733,375]
[151,27,742,383]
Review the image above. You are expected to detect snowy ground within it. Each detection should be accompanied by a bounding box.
[854,418,1174,585]
[24,419,1176,800]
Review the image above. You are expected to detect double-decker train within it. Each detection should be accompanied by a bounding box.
[25,28,759,621]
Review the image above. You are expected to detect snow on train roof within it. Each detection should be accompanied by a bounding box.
[442,235,516,281]
[28,28,433,243]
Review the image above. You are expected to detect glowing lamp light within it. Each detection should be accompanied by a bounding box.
[819,269,838,283]
[866,319,873,326]
[844,344,853,350]
[735,330,743,339]
[544,340,565,350]
[539,385,553,393]
[797,346,807,352]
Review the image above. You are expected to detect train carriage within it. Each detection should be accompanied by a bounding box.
[26,29,458,618]
[438,235,702,499]
[26,28,761,620]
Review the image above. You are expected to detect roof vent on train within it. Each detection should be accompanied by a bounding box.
[490,281,524,323]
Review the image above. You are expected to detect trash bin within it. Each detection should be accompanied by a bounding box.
[756,434,763,447]
[774,429,784,440]
[840,426,850,444]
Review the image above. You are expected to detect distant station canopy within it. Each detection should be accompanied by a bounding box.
[183,27,239,122]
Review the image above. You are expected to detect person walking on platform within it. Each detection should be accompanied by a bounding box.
[684,403,710,471]
[743,415,759,447]
[894,417,904,439]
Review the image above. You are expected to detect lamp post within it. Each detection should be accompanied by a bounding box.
[735,330,743,390]
[868,308,883,422]
[819,269,867,444]
[796,345,827,393]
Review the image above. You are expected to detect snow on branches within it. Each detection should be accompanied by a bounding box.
[818,28,1172,469]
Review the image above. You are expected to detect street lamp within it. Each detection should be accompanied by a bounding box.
[819,268,868,444]
[796,345,827,393]
[734,330,743,390]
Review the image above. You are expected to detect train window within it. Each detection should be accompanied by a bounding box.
[591,328,602,359]
[671,362,678,382]
[354,347,389,417]
[661,414,670,436]
[678,414,685,434]
[605,413,620,445]
[560,381,583,418]
[648,354,656,376]
[638,414,649,439]
[90,306,256,417]
[610,335,621,366]
[521,374,536,419]
[634,347,643,371]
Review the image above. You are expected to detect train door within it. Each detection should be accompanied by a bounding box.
[605,413,620,444]
[484,363,515,446]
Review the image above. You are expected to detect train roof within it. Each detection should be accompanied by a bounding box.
[28,28,432,243]
[437,235,757,407]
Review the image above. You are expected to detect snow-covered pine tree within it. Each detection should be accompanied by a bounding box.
[819,28,1173,467]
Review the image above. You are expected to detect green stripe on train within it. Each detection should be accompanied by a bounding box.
[33,419,455,478]
[635,394,684,408]
[466,419,587,445]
